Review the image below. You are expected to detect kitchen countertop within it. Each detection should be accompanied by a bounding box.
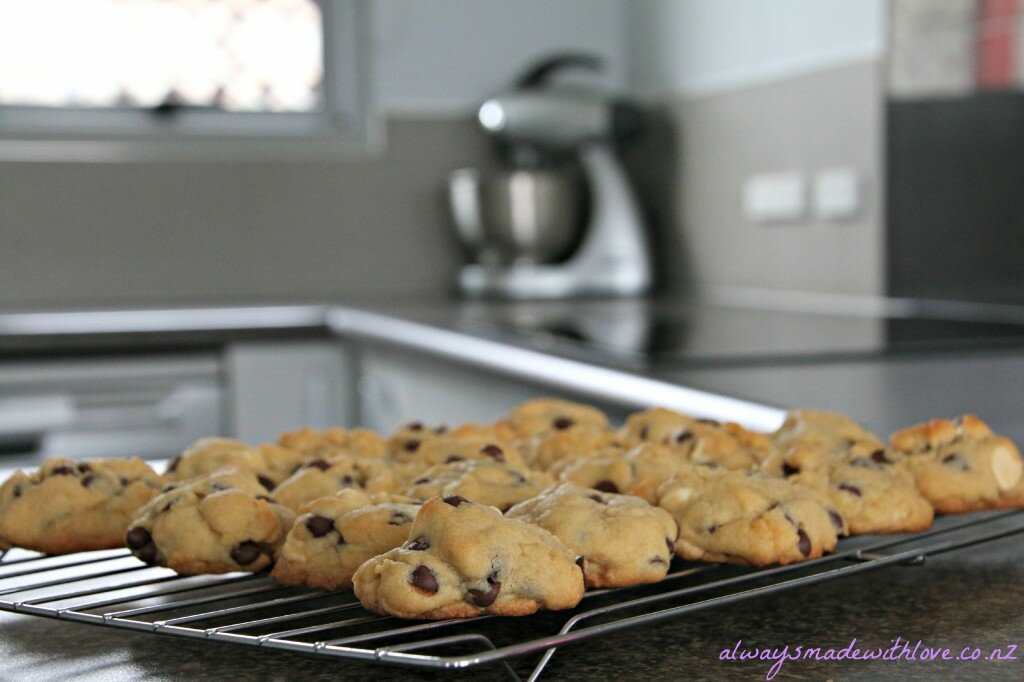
[2,294,1024,679]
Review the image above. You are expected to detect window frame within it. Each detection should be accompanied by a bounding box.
[0,0,375,161]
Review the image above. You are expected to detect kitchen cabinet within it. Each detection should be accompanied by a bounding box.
[225,341,356,444]
[356,345,631,432]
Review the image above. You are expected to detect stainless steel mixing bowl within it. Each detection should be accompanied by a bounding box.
[449,167,583,265]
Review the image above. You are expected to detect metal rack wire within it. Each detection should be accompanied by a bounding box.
[1,510,1022,681]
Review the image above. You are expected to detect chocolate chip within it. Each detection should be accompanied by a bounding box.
[920,444,933,452]
[230,541,263,566]
[167,455,181,472]
[706,524,718,534]
[588,493,605,503]
[672,430,694,445]
[413,477,431,485]
[666,538,675,554]
[697,418,722,427]
[435,425,448,434]
[782,463,799,477]
[575,555,586,570]
[160,499,175,513]
[126,527,158,564]
[51,466,74,476]
[305,459,330,471]
[593,480,618,493]
[256,495,275,503]
[443,494,467,507]
[211,482,230,491]
[12,485,20,498]
[942,453,970,470]
[479,444,505,461]
[797,528,811,556]
[838,483,862,497]
[445,455,465,463]
[339,475,355,486]
[161,485,175,493]
[119,477,130,487]
[509,471,526,484]
[406,422,424,431]
[410,565,439,594]
[638,425,650,440]
[469,571,501,607]
[126,527,152,550]
[77,462,92,473]
[80,475,96,488]
[553,416,574,430]
[828,509,845,533]
[407,536,430,550]
[871,449,891,464]
[389,512,412,526]
[405,439,422,452]
[257,475,275,491]
[306,514,335,537]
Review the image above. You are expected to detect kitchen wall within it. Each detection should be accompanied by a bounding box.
[0,0,628,308]
[626,0,890,297]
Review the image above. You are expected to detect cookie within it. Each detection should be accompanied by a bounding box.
[352,495,585,619]
[506,483,678,588]
[888,415,1024,513]
[0,457,163,554]
[658,470,840,566]
[270,457,364,511]
[404,460,553,512]
[387,421,451,458]
[271,489,421,590]
[506,398,610,438]
[772,409,885,455]
[126,467,295,575]
[395,433,526,471]
[164,438,306,490]
[779,447,933,535]
[278,427,387,460]
[523,426,629,471]
[622,408,774,470]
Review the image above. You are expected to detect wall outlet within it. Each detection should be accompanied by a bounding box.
[743,172,806,224]
[814,167,861,220]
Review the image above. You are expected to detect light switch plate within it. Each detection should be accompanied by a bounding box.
[743,172,806,224]
[814,167,861,220]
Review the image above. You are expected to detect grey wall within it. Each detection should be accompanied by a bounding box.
[664,62,886,296]
[0,118,487,307]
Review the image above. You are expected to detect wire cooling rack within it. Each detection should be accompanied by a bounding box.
[0,510,1021,681]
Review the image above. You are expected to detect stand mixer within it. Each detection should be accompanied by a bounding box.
[450,55,652,299]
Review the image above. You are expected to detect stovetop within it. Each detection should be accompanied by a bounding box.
[463,300,1024,367]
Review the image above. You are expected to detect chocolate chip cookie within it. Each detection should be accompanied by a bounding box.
[523,426,630,471]
[404,460,553,512]
[352,495,585,619]
[772,409,885,455]
[888,414,1024,513]
[622,408,774,470]
[0,457,163,554]
[277,427,387,460]
[394,433,526,471]
[270,457,364,511]
[271,489,421,590]
[126,467,295,574]
[164,438,306,490]
[507,483,678,588]
[778,447,934,535]
[658,470,840,566]
[506,398,610,438]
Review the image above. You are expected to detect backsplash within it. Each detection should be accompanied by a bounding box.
[0,117,488,307]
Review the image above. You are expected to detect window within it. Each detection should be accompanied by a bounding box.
[0,0,370,160]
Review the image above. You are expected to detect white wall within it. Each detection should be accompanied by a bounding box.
[627,0,887,98]
[372,0,629,115]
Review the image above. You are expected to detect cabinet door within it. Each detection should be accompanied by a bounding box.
[357,345,629,432]
[226,342,356,443]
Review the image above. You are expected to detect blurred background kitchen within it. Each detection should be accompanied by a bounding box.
[1,0,1023,463]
